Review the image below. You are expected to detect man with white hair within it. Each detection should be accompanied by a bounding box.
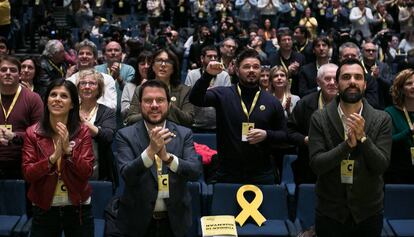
[37,39,67,99]
[288,63,338,184]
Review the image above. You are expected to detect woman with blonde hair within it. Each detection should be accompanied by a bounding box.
[269,65,300,118]
[385,69,414,184]
[77,69,117,182]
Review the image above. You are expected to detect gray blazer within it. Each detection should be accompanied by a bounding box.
[114,120,202,237]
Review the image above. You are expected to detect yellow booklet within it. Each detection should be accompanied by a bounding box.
[200,215,238,237]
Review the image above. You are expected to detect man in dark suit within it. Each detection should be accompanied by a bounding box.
[298,36,331,97]
[112,80,202,237]
[268,27,305,95]
[361,41,393,109]
[288,63,338,184]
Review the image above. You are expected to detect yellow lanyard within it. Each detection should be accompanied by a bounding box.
[155,154,162,175]
[237,84,260,122]
[48,59,64,77]
[361,60,376,75]
[298,39,308,53]
[318,92,325,110]
[280,57,289,73]
[403,106,414,141]
[81,105,98,121]
[0,86,22,123]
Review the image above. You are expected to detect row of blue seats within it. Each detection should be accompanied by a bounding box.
[1,180,413,237]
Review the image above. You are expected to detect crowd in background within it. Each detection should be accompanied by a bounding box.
[1,0,414,183]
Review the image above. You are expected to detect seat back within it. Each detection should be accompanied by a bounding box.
[187,182,202,237]
[112,140,125,196]
[281,154,297,185]
[0,179,26,215]
[90,181,114,219]
[296,184,316,229]
[384,184,414,219]
[193,133,217,150]
[211,183,289,220]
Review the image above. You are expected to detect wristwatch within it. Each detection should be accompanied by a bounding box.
[165,154,174,164]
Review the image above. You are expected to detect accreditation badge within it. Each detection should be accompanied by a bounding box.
[52,179,69,205]
[341,160,354,184]
[0,124,12,132]
[158,174,170,199]
[241,122,254,142]
[180,6,185,12]
[410,147,414,165]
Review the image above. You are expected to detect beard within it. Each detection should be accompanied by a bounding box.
[240,73,259,87]
[339,86,363,103]
[142,110,168,125]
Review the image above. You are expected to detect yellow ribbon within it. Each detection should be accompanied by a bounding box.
[235,185,266,227]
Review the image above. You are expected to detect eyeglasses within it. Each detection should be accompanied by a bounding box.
[0,67,18,73]
[142,97,168,106]
[79,81,98,87]
[154,58,174,66]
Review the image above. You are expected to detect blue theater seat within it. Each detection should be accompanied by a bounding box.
[384,184,414,237]
[293,183,316,234]
[187,182,202,237]
[0,179,27,237]
[281,154,297,196]
[193,133,217,150]
[210,183,295,236]
[90,181,114,237]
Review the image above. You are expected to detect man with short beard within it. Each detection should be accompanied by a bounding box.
[190,49,287,184]
[308,58,392,236]
[110,79,202,237]
[0,56,43,178]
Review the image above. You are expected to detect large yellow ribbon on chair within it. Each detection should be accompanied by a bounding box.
[235,185,266,227]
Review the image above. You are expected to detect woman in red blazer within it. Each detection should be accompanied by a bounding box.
[22,79,95,237]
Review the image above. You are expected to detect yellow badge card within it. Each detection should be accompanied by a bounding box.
[200,215,238,236]
[410,147,414,165]
[0,124,12,132]
[241,123,254,142]
[52,179,69,205]
[158,174,169,199]
[341,160,354,184]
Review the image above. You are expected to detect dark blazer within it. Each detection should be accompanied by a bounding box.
[94,104,117,183]
[364,60,393,109]
[36,56,67,100]
[114,120,202,237]
[287,91,319,184]
[268,50,306,95]
[298,62,318,97]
